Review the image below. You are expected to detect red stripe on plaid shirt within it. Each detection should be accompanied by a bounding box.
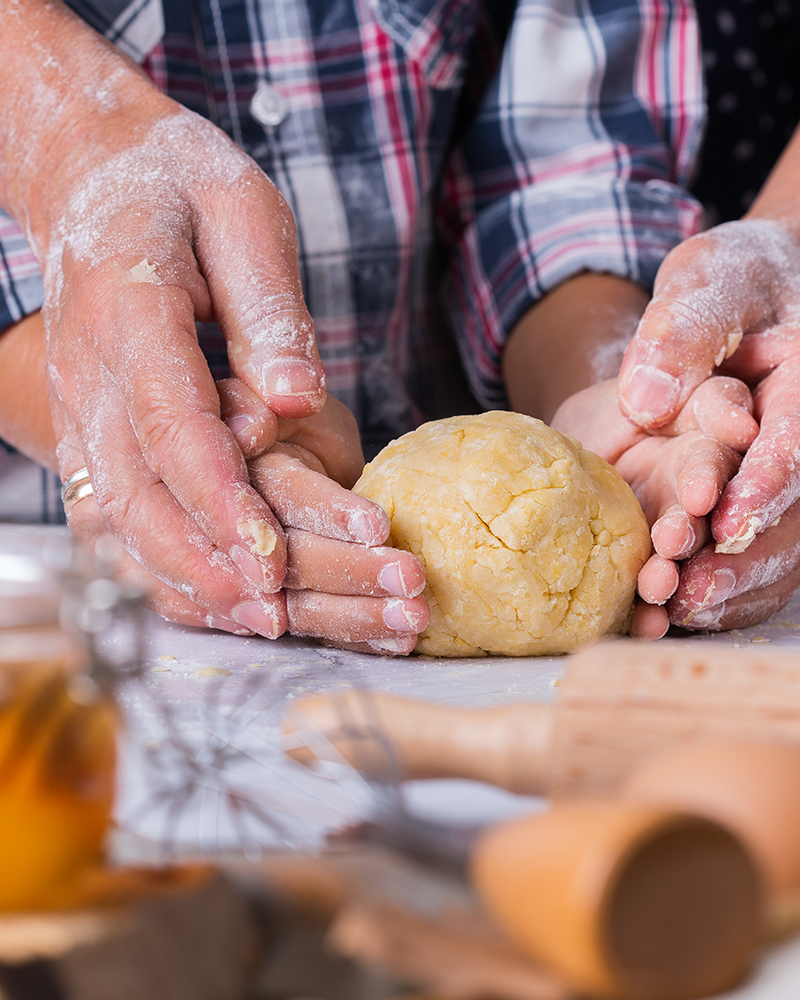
[141,41,168,93]
[357,9,422,410]
[636,0,702,184]
[0,223,39,278]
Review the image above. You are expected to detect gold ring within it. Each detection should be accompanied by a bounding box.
[61,467,94,513]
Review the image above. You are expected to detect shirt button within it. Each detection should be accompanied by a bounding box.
[250,80,289,128]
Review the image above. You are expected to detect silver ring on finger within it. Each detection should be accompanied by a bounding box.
[61,467,94,513]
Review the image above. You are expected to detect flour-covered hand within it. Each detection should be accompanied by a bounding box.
[0,1,327,637]
[241,391,429,655]
[553,377,755,638]
[618,218,800,557]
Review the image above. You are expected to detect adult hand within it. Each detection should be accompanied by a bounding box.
[0,1,326,637]
[616,209,800,629]
[618,217,800,555]
[0,307,430,653]
[80,383,430,653]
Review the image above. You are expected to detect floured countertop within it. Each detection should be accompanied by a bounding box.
[124,581,800,706]
[107,584,800,851]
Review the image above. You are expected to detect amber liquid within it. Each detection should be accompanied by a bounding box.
[0,631,117,910]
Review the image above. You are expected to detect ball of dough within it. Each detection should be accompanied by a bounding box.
[355,412,650,657]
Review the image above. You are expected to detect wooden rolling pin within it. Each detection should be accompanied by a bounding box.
[326,802,765,1000]
[285,639,800,796]
[471,739,800,1000]
[470,802,761,1000]
[286,652,800,1000]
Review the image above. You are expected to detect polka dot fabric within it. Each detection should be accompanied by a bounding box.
[692,0,800,224]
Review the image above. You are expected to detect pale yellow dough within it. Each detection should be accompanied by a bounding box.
[355,412,650,657]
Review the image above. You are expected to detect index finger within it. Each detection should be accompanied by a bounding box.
[81,278,289,592]
[618,221,796,428]
[713,357,800,553]
[189,138,326,419]
[248,448,390,545]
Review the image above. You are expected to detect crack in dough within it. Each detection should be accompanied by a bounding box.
[355,412,650,657]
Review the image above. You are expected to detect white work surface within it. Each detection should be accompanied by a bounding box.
[101,586,800,1000]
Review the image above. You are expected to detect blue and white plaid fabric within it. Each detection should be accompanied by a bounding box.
[0,0,704,518]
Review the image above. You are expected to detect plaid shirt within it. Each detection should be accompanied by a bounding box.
[0,0,704,517]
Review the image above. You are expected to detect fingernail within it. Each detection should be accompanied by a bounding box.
[239,519,279,559]
[234,601,280,638]
[654,512,696,558]
[666,513,696,555]
[716,515,762,554]
[685,606,723,629]
[226,414,254,436]
[261,358,325,399]
[350,508,385,545]
[383,599,418,632]
[678,520,697,554]
[709,568,736,604]
[367,637,415,655]
[231,544,268,587]
[378,561,407,596]
[624,365,681,422]
[207,614,250,634]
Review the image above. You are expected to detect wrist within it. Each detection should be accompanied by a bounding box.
[0,311,57,469]
[740,211,800,250]
[502,273,649,422]
[0,0,173,260]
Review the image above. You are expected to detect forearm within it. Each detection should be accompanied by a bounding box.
[746,123,800,232]
[0,0,167,247]
[502,273,650,423]
[0,311,57,470]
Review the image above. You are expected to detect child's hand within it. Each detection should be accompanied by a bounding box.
[553,377,758,638]
[220,378,430,652]
[242,392,430,655]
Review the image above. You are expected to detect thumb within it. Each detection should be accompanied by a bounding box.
[618,221,795,428]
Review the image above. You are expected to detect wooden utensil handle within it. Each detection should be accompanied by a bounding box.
[286,690,553,795]
[471,803,762,1000]
[288,641,800,799]
[765,889,800,942]
[550,640,800,795]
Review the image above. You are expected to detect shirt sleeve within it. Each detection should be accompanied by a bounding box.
[441,0,706,409]
[0,209,45,331]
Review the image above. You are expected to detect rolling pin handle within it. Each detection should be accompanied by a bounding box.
[286,692,555,796]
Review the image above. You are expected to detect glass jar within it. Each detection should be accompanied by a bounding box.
[0,524,142,910]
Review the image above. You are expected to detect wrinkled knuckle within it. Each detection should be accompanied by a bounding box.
[667,297,721,334]
[235,295,309,335]
[92,480,143,539]
[137,407,215,475]
[137,409,180,473]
